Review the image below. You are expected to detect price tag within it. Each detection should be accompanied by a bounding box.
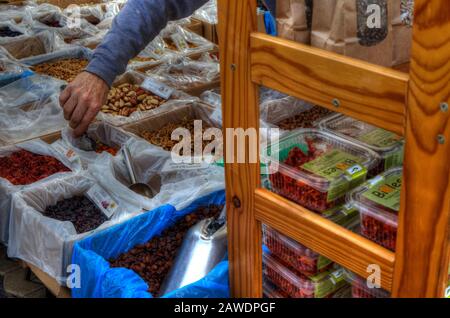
[170,33,189,51]
[141,77,174,100]
[86,184,119,219]
[161,157,211,173]
[329,268,345,285]
[51,140,79,163]
[111,129,130,146]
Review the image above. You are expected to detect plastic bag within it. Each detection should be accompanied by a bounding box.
[0,20,31,45]
[90,137,225,212]
[71,190,227,298]
[143,54,220,93]
[7,171,144,284]
[0,54,33,87]
[96,71,197,127]
[0,93,65,145]
[26,8,100,44]
[0,139,81,244]
[59,122,133,169]
[159,25,216,57]
[193,0,218,24]
[63,3,105,26]
[0,73,64,109]
[3,30,68,60]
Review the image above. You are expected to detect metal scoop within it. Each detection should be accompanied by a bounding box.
[159,206,227,295]
[122,145,155,199]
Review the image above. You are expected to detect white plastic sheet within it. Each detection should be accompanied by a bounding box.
[7,171,143,284]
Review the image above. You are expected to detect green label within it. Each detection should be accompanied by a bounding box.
[302,149,368,202]
[359,128,402,149]
[384,148,404,170]
[363,173,402,211]
[311,268,347,298]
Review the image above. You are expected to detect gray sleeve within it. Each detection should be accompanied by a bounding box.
[86,0,209,86]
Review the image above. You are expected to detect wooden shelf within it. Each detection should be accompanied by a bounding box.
[255,189,395,291]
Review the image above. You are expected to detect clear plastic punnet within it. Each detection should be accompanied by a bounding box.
[263,129,380,213]
[262,205,358,276]
[344,270,391,298]
[319,114,404,175]
[262,251,347,298]
[263,279,289,298]
[349,167,402,251]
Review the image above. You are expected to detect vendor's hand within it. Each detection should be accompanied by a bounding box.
[59,71,109,137]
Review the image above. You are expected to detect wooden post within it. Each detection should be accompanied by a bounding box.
[392,0,450,298]
[218,0,262,297]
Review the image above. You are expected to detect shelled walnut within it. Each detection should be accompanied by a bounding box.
[32,58,88,82]
[101,83,166,117]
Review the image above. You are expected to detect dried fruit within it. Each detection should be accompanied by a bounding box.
[101,83,166,117]
[32,58,89,82]
[0,150,70,186]
[109,205,223,297]
[43,196,107,234]
[95,141,118,156]
[0,27,22,37]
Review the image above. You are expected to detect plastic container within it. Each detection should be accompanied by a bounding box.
[262,251,347,298]
[344,270,390,298]
[349,167,402,251]
[263,280,289,298]
[320,114,404,176]
[263,129,380,213]
[262,205,358,276]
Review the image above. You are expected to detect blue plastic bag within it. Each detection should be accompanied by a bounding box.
[71,190,229,298]
[0,68,33,88]
[264,11,277,36]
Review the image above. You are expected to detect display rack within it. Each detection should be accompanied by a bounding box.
[218,0,449,297]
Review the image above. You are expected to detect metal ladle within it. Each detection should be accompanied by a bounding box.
[122,145,155,199]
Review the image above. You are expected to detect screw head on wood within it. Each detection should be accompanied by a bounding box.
[232,196,241,208]
[230,64,237,71]
[437,134,446,145]
[332,98,341,108]
[440,102,449,113]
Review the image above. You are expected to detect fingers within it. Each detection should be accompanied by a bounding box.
[63,92,78,121]
[73,104,99,137]
[59,85,72,107]
[69,99,88,130]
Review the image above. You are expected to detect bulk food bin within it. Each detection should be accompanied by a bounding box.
[263,204,358,276]
[262,251,348,298]
[319,114,404,176]
[349,167,402,251]
[262,129,380,213]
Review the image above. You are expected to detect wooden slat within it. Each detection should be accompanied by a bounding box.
[392,0,450,298]
[218,0,262,297]
[250,33,409,136]
[26,262,71,298]
[255,189,395,291]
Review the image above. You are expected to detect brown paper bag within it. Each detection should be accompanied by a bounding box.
[277,0,314,44]
[311,0,397,67]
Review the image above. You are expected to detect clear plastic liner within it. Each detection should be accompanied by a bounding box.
[89,138,225,212]
[4,30,68,60]
[7,171,144,284]
[63,3,105,26]
[59,122,134,169]
[0,50,33,87]
[0,20,31,45]
[143,54,220,93]
[158,25,216,57]
[97,71,197,127]
[193,0,218,24]
[0,139,81,244]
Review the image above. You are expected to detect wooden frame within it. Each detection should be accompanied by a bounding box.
[219,0,449,298]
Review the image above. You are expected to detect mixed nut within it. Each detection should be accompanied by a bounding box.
[94,141,119,156]
[43,196,107,234]
[109,205,223,297]
[140,118,213,152]
[101,83,166,117]
[32,58,89,82]
[0,150,70,186]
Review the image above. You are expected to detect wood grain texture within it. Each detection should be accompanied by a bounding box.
[26,262,71,298]
[250,33,409,136]
[255,189,395,291]
[218,0,262,298]
[392,0,450,298]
